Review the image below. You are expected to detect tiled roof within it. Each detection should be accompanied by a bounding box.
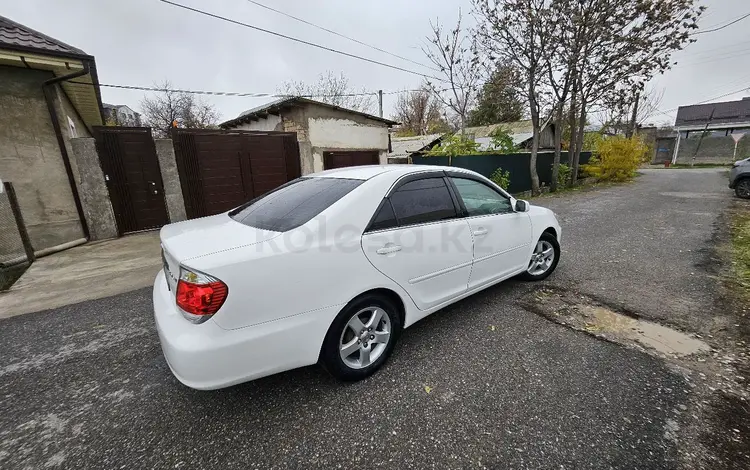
[0,15,86,56]
[675,97,750,127]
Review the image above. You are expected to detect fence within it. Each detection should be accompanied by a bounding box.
[411,151,593,194]
[0,182,34,290]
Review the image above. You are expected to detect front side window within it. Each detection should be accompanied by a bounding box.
[229,177,362,232]
[389,178,456,226]
[451,177,513,216]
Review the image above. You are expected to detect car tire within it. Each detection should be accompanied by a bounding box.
[518,232,561,281]
[736,178,750,199]
[320,294,401,381]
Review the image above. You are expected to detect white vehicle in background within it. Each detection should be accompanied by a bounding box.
[154,165,562,390]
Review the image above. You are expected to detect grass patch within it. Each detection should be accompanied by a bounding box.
[729,208,750,299]
[524,178,628,200]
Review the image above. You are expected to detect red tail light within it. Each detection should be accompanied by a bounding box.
[175,267,228,324]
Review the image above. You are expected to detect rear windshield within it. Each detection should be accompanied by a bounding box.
[229,177,362,232]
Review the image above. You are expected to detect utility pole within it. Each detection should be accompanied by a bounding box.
[378,90,383,118]
[691,107,716,167]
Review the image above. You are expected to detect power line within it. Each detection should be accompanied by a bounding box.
[244,0,438,73]
[70,80,447,98]
[692,11,750,35]
[672,47,750,68]
[654,85,750,117]
[159,0,443,82]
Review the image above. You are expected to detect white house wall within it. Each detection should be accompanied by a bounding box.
[308,117,389,171]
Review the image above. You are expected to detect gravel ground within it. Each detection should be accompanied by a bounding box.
[0,168,733,469]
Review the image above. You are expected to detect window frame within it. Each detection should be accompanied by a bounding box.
[445,173,515,219]
[364,172,462,233]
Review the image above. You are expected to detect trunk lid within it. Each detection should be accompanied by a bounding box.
[160,213,280,268]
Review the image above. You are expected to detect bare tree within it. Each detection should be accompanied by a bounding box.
[597,87,665,135]
[392,84,449,136]
[474,0,554,195]
[422,10,482,135]
[140,81,220,137]
[561,0,704,182]
[278,71,375,113]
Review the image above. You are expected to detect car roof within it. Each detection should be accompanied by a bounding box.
[312,165,475,181]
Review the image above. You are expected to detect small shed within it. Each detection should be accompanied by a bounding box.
[220,97,398,174]
[464,120,555,150]
[388,134,445,162]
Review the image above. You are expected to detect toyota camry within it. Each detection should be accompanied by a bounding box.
[154,165,561,389]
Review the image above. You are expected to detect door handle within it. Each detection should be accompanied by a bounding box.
[376,245,402,255]
[473,228,489,237]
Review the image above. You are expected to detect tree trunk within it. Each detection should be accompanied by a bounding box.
[551,103,564,192]
[528,89,541,195]
[567,77,579,188]
[571,98,587,185]
[626,91,640,139]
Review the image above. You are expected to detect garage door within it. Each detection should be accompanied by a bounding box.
[323,151,380,169]
[172,129,301,219]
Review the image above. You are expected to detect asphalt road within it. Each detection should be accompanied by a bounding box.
[0,169,732,469]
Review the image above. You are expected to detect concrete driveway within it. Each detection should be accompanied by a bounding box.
[0,169,746,469]
[0,231,160,319]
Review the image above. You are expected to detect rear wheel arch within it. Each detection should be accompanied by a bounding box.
[346,288,406,329]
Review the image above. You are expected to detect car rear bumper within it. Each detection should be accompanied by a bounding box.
[153,271,342,390]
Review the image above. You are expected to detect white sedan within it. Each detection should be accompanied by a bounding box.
[154,165,561,389]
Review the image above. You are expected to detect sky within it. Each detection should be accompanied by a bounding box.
[0,0,747,126]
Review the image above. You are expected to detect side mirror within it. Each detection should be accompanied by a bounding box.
[515,200,530,212]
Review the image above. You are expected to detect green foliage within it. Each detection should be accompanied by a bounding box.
[393,128,417,137]
[556,163,572,187]
[582,132,604,152]
[426,134,480,157]
[468,64,524,126]
[487,128,517,154]
[581,135,648,182]
[490,167,511,189]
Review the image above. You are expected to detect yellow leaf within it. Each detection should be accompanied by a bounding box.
[424,385,432,394]
[490,325,496,331]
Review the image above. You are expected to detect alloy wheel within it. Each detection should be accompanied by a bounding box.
[738,179,750,199]
[339,306,391,369]
[527,240,555,276]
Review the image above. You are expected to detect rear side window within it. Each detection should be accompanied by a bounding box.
[369,199,398,231]
[229,177,362,232]
[389,178,456,226]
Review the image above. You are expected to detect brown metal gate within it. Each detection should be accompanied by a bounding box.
[323,150,380,169]
[171,129,301,219]
[93,127,170,235]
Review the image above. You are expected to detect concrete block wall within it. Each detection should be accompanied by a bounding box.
[283,107,316,175]
[675,135,750,164]
[69,138,117,240]
[0,65,85,251]
[154,139,187,223]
